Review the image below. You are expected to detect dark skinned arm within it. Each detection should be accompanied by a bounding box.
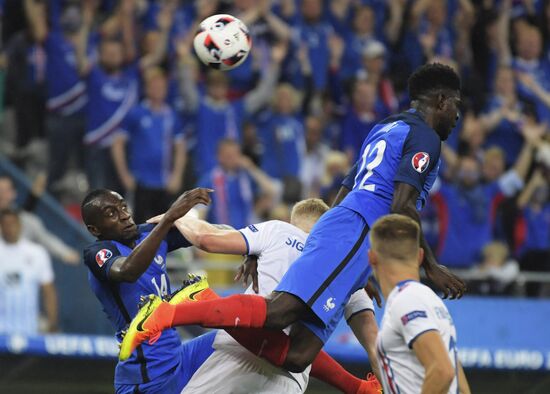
[109,188,211,282]
[391,182,466,298]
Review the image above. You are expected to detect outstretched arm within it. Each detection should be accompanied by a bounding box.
[392,182,466,298]
[176,216,247,255]
[109,189,211,282]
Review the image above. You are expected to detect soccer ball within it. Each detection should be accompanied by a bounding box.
[193,14,251,71]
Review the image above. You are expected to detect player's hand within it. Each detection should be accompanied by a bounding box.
[164,188,212,222]
[424,263,466,299]
[235,255,259,293]
[365,277,382,308]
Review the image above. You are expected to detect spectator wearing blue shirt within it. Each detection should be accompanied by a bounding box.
[358,40,398,114]
[291,0,332,91]
[24,0,93,191]
[177,38,286,180]
[479,66,526,166]
[338,5,378,80]
[198,139,278,230]
[257,81,309,187]
[497,5,550,123]
[340,79,388,162]
[433,141,534,268]
[111,68,186,224]
[516,169,550,296]
[75,1,173,189]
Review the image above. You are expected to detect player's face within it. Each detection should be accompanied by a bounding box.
[435,91,461,140]
[0,214,21,244]
[93,193,139,242]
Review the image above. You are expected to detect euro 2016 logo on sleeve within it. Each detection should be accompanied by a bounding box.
[95,249,113,267]
[411,152,430,173]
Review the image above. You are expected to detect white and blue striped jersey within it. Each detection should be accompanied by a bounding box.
[0,239,54,335]
[377,280,459,394]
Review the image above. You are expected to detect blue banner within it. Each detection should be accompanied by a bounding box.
[1,296,549,371]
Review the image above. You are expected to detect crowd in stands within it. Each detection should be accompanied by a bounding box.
[0,0,550,334]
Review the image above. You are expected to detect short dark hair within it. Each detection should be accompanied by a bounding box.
[408,63,461,101]
[370,214,420,260]
[81,189,114,225]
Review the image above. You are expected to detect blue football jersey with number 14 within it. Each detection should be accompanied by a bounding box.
[340,109,441,227]
[83,224,191,386]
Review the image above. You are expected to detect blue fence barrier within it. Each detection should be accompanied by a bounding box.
[1,296,549,371]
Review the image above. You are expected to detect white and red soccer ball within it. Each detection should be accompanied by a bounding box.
[193,14,251,71]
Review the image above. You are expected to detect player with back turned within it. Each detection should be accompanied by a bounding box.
[121,63,467,377]
[369,214,471,394]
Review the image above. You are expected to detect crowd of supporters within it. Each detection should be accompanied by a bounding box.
[0,0,549,304]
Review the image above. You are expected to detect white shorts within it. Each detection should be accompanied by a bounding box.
[182,346,307,394]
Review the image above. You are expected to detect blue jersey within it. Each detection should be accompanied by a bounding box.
[198,167,255,230]
[82,224,191,385]
[83,65,139,146]
[258,113,305,179]
[121,101,184,188]
[44,32,91,115]
[340,109,441,227]
[194,98,246,178]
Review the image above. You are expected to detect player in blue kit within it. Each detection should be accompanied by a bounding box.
[121,63,467,376]
[81,187,215,393]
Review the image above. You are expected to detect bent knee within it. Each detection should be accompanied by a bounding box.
[264,293,305,329]
[283,351,316,373]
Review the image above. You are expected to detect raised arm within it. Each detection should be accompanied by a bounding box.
[496,0,512,65]
[392,182,465,298]
[517,169,545,209]
[75,0,96,76]
[244,41,286,114]
[139,3,174,69]
[177,36,200,113]
[108,189,211,282]
[24,0,48,43]
[413,331,456,394]
[240,156,279,197]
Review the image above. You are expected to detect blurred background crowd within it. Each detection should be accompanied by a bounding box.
[0,0,550,336]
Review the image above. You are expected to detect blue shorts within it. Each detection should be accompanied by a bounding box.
[115,331,216,394]
[276,206,371,343]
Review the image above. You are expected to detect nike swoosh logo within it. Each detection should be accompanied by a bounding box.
[189,290,202,301]
[136,312,148,332]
